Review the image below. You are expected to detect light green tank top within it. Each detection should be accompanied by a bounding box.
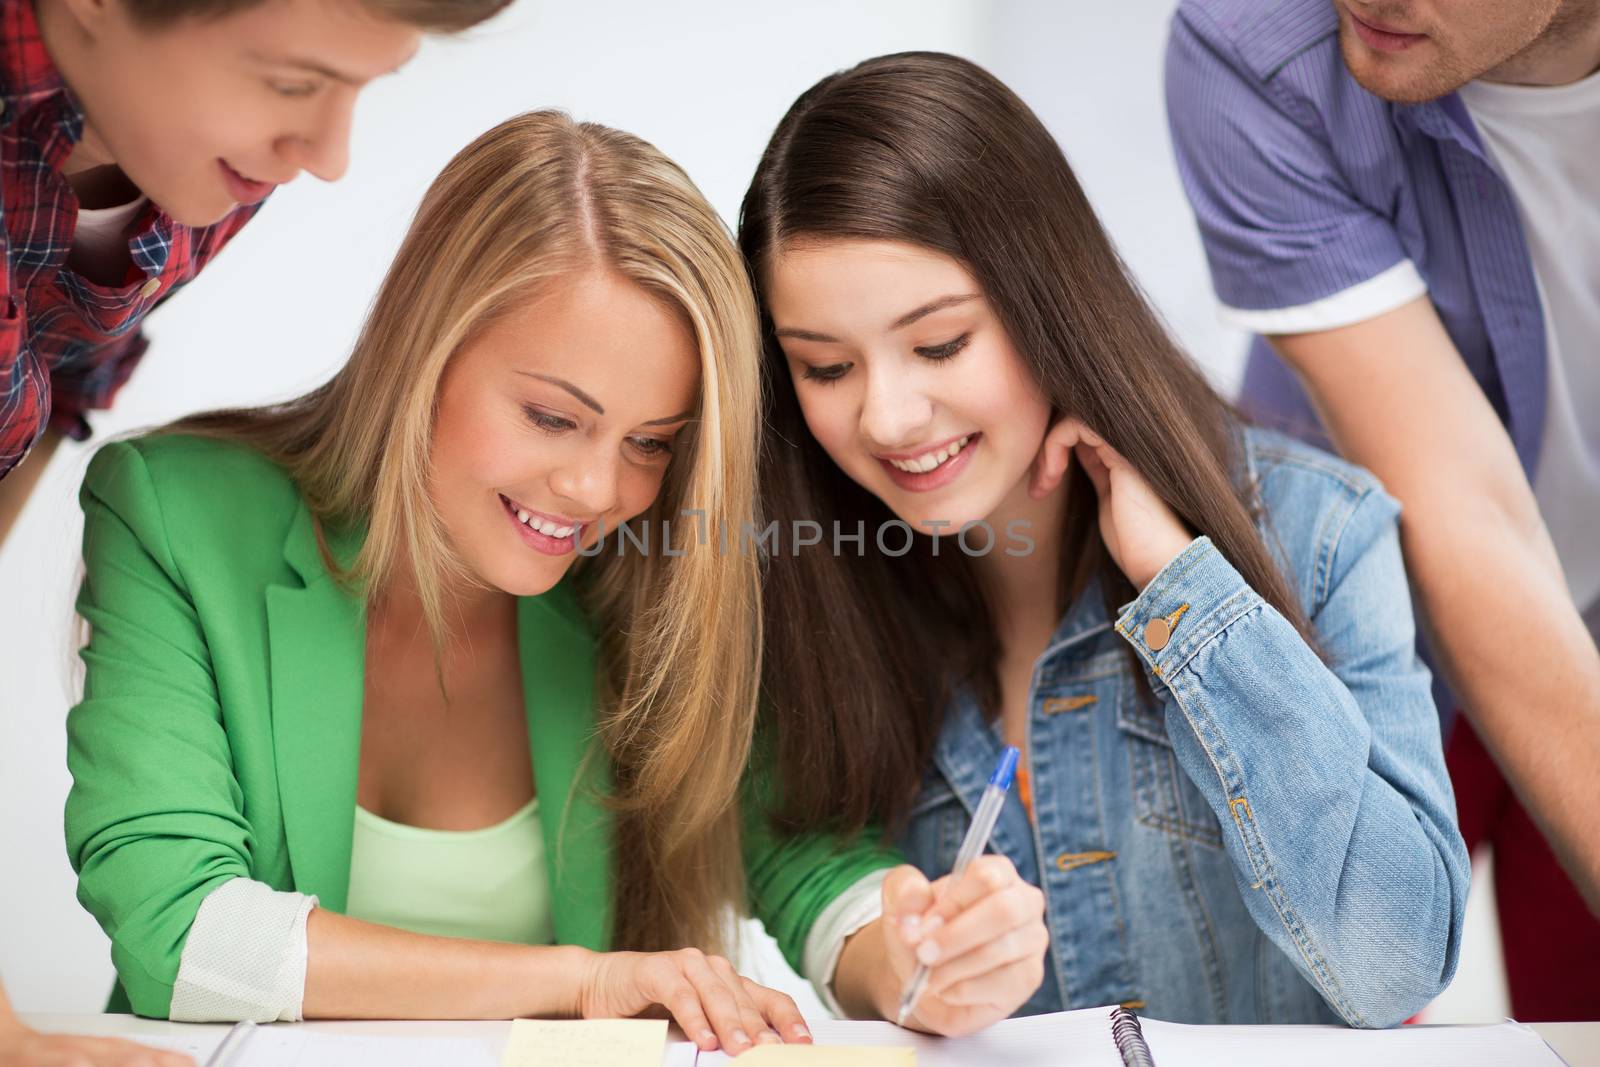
[344,799,553,945]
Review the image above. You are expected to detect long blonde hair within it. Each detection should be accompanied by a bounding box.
[170,110,763,954]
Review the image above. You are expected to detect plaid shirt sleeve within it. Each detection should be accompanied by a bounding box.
[0,230,46,479]
[45,327,151,442]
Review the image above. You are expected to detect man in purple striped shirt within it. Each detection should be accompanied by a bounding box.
[1167,0,1599,1020]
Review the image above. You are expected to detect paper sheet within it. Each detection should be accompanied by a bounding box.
[501,1018,669,1067]
[1139,1016,1568,1067]
[735,1046,914,1066]
[142,1030,498,1066]
[698,1010,1124,1067]
[662,1041,701,1067]
[133,1009,1566,1067]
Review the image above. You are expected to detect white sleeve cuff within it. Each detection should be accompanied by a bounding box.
[169,879,318,1023]
[1217,259,1427,335]
[800,869,889,1018]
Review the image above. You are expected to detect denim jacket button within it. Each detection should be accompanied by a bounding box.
[1145,617,1172,651]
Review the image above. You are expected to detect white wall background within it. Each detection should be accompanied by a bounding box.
[0,0,1503,1022]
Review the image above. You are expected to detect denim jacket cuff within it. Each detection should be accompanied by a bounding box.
[1114,536,1261,681]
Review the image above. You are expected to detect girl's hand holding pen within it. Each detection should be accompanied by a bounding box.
[878,856,1048,1035]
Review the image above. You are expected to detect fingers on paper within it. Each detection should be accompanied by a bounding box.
[650,949,801,1055]
[682,950,757,1054]
[651,964,717,1051]
[745,978,811,1045]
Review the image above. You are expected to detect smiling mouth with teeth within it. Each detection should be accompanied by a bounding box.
[884,434,974,474]
[499,494,581,541]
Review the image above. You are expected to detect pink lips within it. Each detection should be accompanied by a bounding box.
[218,160,278,206]
[499,494,583,557]
[877,432,981,493]
[1347,9,1426,52]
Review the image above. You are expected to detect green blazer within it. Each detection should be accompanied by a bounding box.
[66,435,897,1018]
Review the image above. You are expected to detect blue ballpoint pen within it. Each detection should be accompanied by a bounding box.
[895,744,1021,1027]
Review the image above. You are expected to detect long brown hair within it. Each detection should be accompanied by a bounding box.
[167,111,762,954]
[738,52,1313,837]
[125,0,509,31]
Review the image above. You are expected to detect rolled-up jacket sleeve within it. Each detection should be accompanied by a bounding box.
[170,880,317,1022]
[1114,505,1469,1027]
[66,443,304,1018]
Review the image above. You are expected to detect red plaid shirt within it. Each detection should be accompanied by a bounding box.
[1,0,262,480]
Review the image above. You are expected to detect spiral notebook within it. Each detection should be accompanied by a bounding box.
[698,1005,1570,1067]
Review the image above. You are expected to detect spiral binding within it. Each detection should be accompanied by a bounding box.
[1109,1006,1157,1067]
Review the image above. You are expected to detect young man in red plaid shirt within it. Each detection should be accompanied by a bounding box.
[0,0,508,549]
[0,1,509,1062]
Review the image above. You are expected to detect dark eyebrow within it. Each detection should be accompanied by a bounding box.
[521,372,603,414]
[248,47,418,87]
[642,411,695,427]
[772,326,840,343]
[773,293,981,344]
[523,373,691,427]
[889,293,979,331]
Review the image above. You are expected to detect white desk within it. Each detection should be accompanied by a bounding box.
[20,1013,1600,1066]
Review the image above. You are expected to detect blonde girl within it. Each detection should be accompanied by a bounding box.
[63,111,914,1052]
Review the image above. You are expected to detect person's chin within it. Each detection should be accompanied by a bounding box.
[893,501,989,539]
[491,560,569,599]
[478,542,573,599]
[1338,31,1459,102]
[152,190,240,229]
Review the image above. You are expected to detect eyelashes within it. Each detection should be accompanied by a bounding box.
[915,333,971,362]
[520,405,673,459]
[523,406,576,434]
[629,436,674,458]
[800,332,972,385]
[802,363,849,384]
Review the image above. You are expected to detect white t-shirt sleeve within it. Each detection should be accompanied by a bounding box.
[1217,259,1428,335]
[801,868,889,1017]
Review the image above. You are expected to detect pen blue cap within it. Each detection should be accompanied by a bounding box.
[989,745,1020,790]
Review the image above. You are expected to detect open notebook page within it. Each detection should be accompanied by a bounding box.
[1139,1016,1569,1067]
[697,1008,1127,1067]
[139,1028,498,1066]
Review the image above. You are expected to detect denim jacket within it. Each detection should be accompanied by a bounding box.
[896,430,1469,1028]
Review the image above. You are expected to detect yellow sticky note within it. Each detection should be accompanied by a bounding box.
[737,1047,915,1067]
[502,1018,668,1067]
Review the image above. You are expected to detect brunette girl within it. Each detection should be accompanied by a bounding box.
[740,53,1469,1028]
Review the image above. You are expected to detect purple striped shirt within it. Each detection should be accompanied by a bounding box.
[1164,0,1547,480]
